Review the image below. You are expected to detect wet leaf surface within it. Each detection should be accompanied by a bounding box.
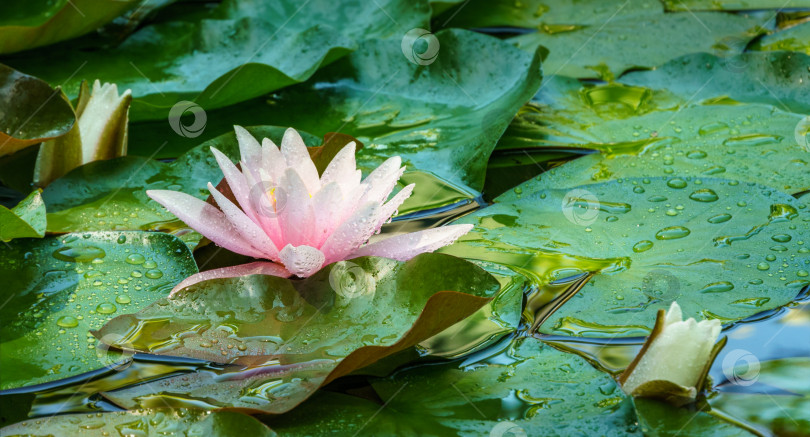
[0,231,196,389]
[0,190,45,241]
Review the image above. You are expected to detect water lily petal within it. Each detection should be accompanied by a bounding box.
[210,146,261,223]
[146,189,266,259]
[357,156,405,206]
[261,137,286,184]
[310,182,344,248]
[279,244,325,277]
[320,142,357,188]
[350,224,474,261]
[320,202,380,264]
[234,125,262,165]
[280,128,320,194]
[207,182,279,260]
[278,168,314,247]
[370,184,414,234]
[169,261,291,297]
[240,166,285,246]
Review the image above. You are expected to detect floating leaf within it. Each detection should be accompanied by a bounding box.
[622,52,810,114]
[444,177,810,338]
[0,408,275,436]
[268,337,641,436]
[125,29,544,193]
[711,357,810,435]
[662,0,810,10]
[510,13,762,79]
[2,0,432,121]
[0,64,74,157]
[752,20,810,55]
[437,0,662,29]
[96,253,499,413]
[634,399,755,436]
[0,189,45,241]
[0,231,196,389]
[0,0,137,54]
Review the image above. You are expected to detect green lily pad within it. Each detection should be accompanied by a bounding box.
[752,20,810,55]
[634,399,755,436]
[126,29,543,193]
[436,0,662,29]
[0,231,197,389]
[2,0,431,121]
[662,0,810,10]
[509,13,762,79]
[0,408,275,436]
[0,189,45,241]
[505,103,810,195]
[0,63,74,157]
[268,336,641,436]
[621,52,810,114]
[0,0,137,55]
[96,253,499,413]
[711,357,810,435]
[41,126,318,242]
[444,176,810,338]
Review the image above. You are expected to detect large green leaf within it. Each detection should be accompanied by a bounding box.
[0,408,275,436]
[443,177,810,338]
[0,0,137,55]
[2,0,431,121]
[126,29,543,193]
[711,358,810,435]
[509,13,762,79]
[435,0,662,29]
[95,253,500,413]
[0,231,197,389]
[634,399,755,436]
[0,190,45,241]
[41,127,317,242]
[662,0,810,10]
[268,337,641,436]
[752,20,810,54]
[0,63,74,157]
[621,52,810,114]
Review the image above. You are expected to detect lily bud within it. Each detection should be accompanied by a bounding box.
[34,80,132,186]
[619,301,725,406]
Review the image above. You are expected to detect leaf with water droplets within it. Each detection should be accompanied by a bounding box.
[0,190,45,241]
[444,177,810,337]
[94,253,499,413]
[267,337,641,436]
[0,231,197,389]
[0,408,275,436]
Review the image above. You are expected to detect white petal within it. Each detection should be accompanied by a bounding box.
[350,224,474,261]
[261,137,286,184]
[207,182,279,260]
[320,142,356,187]
[310,182,344,248]
[279,244,326,277]
[234,125,262,164]
[281,128,320,193]
[210,146,260,223]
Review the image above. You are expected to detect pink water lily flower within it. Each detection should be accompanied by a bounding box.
[148,126,472,294]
